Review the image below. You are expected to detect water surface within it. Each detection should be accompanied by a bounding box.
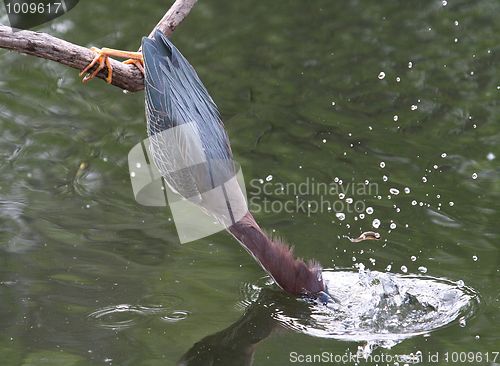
[0,0,499,365]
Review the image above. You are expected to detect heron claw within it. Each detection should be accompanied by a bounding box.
[80,47,144,84]
[80,47,113,84]
[123,58,145,75]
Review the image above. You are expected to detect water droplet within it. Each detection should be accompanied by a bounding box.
[366,207,374,214]
[459,317,466,327]
[411,104,418,111]
[385,264,392,271]
[339,193,345,199]
[336,213,346,221]
[472,255,478,261]
[130,172,136,178]
[411,256,417,261]
[355,262,365,271]
[408,61,413,69]
[393,115,398,121]
[401,265,408,273]
[378,71,386,79]
[135,162,141,169]
[442,0,448,6]
[411,200,417,206]
[389,188,400,195]
[471,173,478,180]
[383,175,388,182]
[346,198,353,204]
[322,139,327,143]
[265,175,273,182]
[418,266,428,274]
[487,152,495,160]
[441,153,447,158]
[454,20,459,26]
[390,222,397,229]
[372,219,381,228]
[422,176,428,183]
[454,38,458,43]
[449,201,454,206]
[331,101,336,106]
[379,161,386,168]
[396,76,401,82]
[404,187,411,194]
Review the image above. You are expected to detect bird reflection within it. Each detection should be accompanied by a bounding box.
[177,289,313,366]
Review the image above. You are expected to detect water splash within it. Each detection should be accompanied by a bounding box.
[273,269,478,355]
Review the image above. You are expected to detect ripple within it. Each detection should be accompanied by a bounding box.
[426,208,461,228]
[160,310,190,323]
[236,281,264,310]
[88,303,188,330]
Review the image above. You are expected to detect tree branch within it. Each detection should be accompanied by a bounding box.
[148,0,198,38]
[0,25,144,91]
[0,0,198,92]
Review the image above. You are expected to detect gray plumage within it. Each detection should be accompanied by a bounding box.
[142,31,242,225]
[142,31,235,197]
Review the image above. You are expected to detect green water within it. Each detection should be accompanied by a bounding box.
[0,0,499,365]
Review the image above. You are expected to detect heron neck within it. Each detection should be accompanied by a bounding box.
[227,212,324,295]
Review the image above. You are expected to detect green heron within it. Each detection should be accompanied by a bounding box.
[80,31,329,301]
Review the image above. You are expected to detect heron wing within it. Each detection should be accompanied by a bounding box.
[142,31,234,199]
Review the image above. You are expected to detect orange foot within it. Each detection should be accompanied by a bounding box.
[80,47,144,84]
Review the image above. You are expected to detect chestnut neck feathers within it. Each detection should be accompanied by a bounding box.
[228,212,325,295]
